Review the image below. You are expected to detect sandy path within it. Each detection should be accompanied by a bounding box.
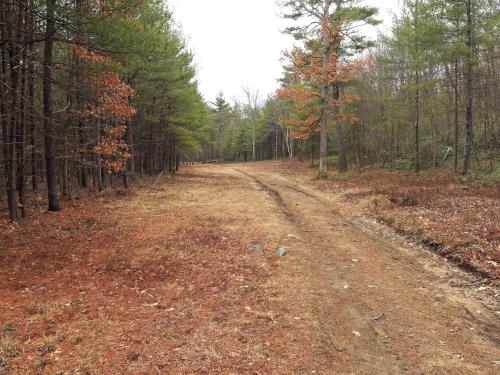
[226,163,499,374]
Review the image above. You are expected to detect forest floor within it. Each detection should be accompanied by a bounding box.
[253,160,500,279]
[0,161,499,374]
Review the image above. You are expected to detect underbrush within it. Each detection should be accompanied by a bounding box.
[462,164,500,186]
[312,166,499,280]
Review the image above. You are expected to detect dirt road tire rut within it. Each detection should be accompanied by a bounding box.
[233,165,499,375]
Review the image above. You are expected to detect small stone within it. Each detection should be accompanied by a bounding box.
[247,243,262,252]
[276,247,288,257]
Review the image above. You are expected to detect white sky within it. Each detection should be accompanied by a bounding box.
[167,0,401,104]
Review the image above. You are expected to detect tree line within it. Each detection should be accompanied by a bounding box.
[2,0,497,221]
[1,0,211,221]
[205,0,498,177]
[356,0,498,175]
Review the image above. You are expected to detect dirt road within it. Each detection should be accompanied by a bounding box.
[212,163,499,374]
[1,163,498,374]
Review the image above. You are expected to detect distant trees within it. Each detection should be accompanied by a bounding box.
[392,0,446,173]
[0,0,211,220]
[202,91,288,163]
[242,87,261,162]
[254,0,499,174]
[354,0,498,173]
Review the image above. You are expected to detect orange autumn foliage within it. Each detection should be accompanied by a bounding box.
[276,86,320,140]
[277,19,361,140]
[73,46,136,172]
[73,45,115,66]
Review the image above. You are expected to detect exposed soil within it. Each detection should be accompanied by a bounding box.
[248,160,500,280]
[1,163,499,374]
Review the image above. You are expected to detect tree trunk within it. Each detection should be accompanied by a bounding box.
[74,0,88,188]
[454,58,459,173]
[462,0,473,175]
[171,137,176,176]
[43,0,60,211]
[318,0,332,176]
[1,35,17,220]
[6,2,22,220]
[333,83,347,172]
[275,130,278,159]
[414,0,420,174]
[319,43,329,176]
[28,6,37,193]
[252,124,256,161]
[126,117,134,173]
[17,13,27,218]
[415,80,420,173]
[96,120,103,192]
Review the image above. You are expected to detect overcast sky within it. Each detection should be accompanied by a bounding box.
[167,0,401,104]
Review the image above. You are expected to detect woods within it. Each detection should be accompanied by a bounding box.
[357,0,498,175]
[1,1,499,373]
[203,0,498,178]
[1,0,497,221]
[0,0,210,220]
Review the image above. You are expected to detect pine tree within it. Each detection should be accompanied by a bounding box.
[280,0,379,175]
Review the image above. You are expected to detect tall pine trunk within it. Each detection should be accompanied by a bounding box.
[462,0,473,175]
[17,8,27,218]
[6,2,22,220]
[96,119,103,192]
[27,0,37,193]
[43,0,60,211]
[454,58,459,173]
[333,83,347,172]
[415,72,420,173]
[333,0,347,173]
[1,1,17,221]
[318,1,332,176]
[252,124,256,162]
[414,0,420,174]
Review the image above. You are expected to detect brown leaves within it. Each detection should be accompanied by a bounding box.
[71,47,136,172]
[323,169,500,279]
[278,41,361,140]
[277,86,321,139]
[72,45,115,66]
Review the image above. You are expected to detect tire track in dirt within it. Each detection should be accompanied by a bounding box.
[234,168,298,224]
[232,165,500,375]
[234,167,407,373]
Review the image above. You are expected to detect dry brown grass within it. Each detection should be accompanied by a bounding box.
[0,169,291,374]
